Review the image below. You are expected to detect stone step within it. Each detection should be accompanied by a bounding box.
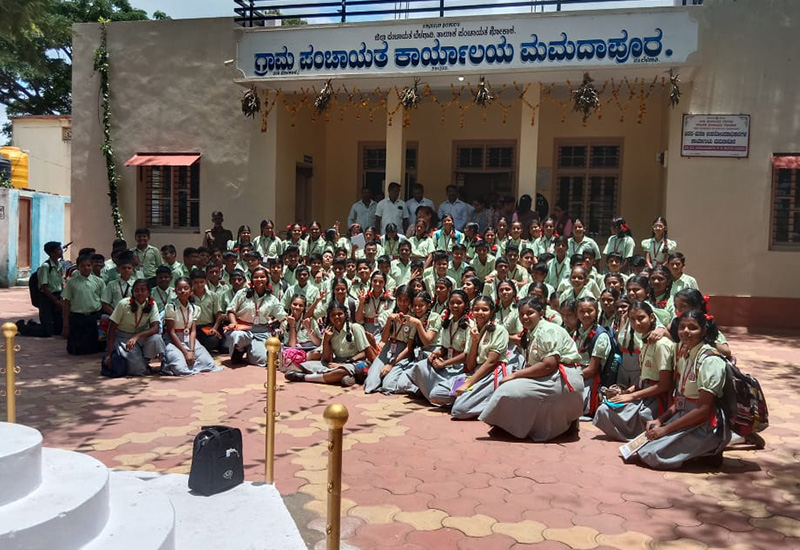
[0,447,110,550]
[0,422,43,506]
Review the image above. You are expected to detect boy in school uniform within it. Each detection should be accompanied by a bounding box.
[182,247,200,274]
[132,227,161,283]
[37,241,65,337]
[91,254,106,280]
[266,258,290,305]
[101,251,136,315]
[152,266,176,313]
[667,252,699,296]
[423,252,457,295]
[191,269,224,353]
[376,255,396,291]
[446,244,470,285]
[344,258,358,287]
[282,265,320,311]
[196,247,211,270]
[505,245,530,289]
[390,241,413,288]
[205,264,226,295]
[221,251,239,284]
[101,239,128,282]
[61,254,105,354]
[471,241,496,281]
[218,269,247,314]
[282,245,302,286]
[160,244,188,285]
[546,237,571,289]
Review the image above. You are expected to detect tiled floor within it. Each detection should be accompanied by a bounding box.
[2,287,799,550]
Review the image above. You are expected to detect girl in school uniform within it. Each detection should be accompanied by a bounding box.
[227,225,253,253]
[641,216,677,268]
[431,277,452,316]
[567,218,601,259]
[479,297,585,441]
[495,280,522,337]
[162,278,218,376]
[282,295,323,352]
[598,288,619,329]
[306,221,328,257]
[382,224,405,260]
[462,275,484,304]
[253,219,283,260]
[408,291,442,352]
[364,286,417,394]
[483,227,500,258]
[636,311,731,469]
[526,218,542,247]
[615,296,642,388]
[558,265,595,304]
[533,217,558,258]
[574,297,611,417]
[450,297,512,420]
[225,266,287,366]
[313,277,358,322]
[410,290,471,406]
[505,221,526,254]
[667,252,699,296]
[356,271,395,339]
[494,218,510,256]
[408,220,434,264]
[433,214,464,256]
[594,301,674,441]
[284,223,308,259]
[285,301,371,387]
[649,265,676,326]
[560,299,579,334]
[672,289,732,358]
[603,217,636,265]
[526,282,563,326]
[463,223,481,261]
[104,279,165,376]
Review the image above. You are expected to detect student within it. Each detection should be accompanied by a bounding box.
[243,250,263,281]
[671,289,732,358]
[567,218,601,259]
[376,255,396,291]
[424,252,456,296]
[91,253,106,280]
[605,252,628,280]
[667,253,699,296]
[218,269,247,314]
[614,296,641,388]
[61,254,105,354]
[381,223,405,259]
[479,297,584,441]
[132,228,161,282]
[574,297,611,417]
[221,251,239,284]
[225,266,287,366]
[282,294,323,352]
[629,255,647,276]
[525,218,542,247]
[104,279,164,376]
[360,240,380,271]
[228,224,253,252]
[282,245,302,286]
[642,216,676,268]
[356,271,395,339]
[450,296,511,420]
[471,241,496,281]
[313,277,358,321]
[447,243,470,283]
[101,251,136,315]
[494,218,510,256]
[409,290,471,406]
[36,241,65,336]
[192,270,224,353]
[649,265,676,326]
[265,258,289,305]
[560,299,579,334]
[206,263,225,295]
[196,247,211,270]
[152,266,176,314]
[506,220,526,254]
[483,226,500,257]
[594,301,674,441]
[462,275,484,303]
[528,262,555,304]
[546,236,571,289]
[253,219,283,260]
[160,244,188,286]
[182,247,200,273]
[526,282,562,325]
[533,217,557,258]
[408,290,442,352]
[433,214,464,256]
[364,286,416,394]
[389,241,413,287]
[462,222,481,260]
[598,288,619,329]
[408,220,434,263]
[483,257,511,301]
[101,239,128,282]
[306,221,328,257]
[307,253,327,289]
[505,245,529,289]
[495,280,522,336]
[603,217,636,265]
[284,224,308,259]
[348,259,372,301]
[603,273,625,295]
[558,265,595,304]
[162,277,218,376]
[636,311,731,469]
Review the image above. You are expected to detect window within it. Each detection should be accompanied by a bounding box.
[770,155,800,250]
[555,140,622,240]
[358,143,418,200]
[454,141,516,202]
[141,163,200,230]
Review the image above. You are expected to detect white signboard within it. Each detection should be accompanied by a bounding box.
[681,115,750,158]
[237,10,698,80]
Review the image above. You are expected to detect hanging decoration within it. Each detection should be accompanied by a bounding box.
[241,85,261,118]
[474,76,494,107]
[669,68,681,108]
[314,79,334,114]
[398,77,421,110]
[572,72,600,123]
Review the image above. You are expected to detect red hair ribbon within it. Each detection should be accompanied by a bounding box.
[703,295,711,307]
[441,310,450,322]
[620,224,629,232]
[301,226,307,232]
[705,313,715,322]
[286,224,292,230]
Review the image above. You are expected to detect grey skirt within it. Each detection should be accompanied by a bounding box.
[229,328,276,367]
[451,348,526,420]
[114,331,165,376]
[364,339,406,394]
[300,359,359,375]
[408,357,465,406]
[593,396,662,442]
[162,336,220,376]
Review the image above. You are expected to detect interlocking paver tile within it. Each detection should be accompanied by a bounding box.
[543,525,600,549]
[442,514,497,537]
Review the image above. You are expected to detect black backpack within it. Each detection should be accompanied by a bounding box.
[189,426,244,496]
[588,325,623,388]
[29,271,44,308]
[702,350,769,437]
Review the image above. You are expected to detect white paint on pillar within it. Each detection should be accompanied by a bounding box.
[517,83,541,200]
[385,94,405,191]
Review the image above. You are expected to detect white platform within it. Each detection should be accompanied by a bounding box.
[0,422,42,506]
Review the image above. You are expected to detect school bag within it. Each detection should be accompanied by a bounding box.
[188,425,244,496]
[29,271,43,308]
[702,350,769,437]
[588,325,623,388]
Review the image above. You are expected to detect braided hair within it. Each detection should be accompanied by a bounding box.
[648,264,674,302]
[326,300,354,342]
[441,290,470,330]
[245,267,272,298]
[517,297,545,351]
[576,296,599,352]
[472,295,497,333]
[129,279,155,314]
[670,309,719,345]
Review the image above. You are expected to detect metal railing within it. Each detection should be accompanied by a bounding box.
[234,0,702,27]
[1,322,21,423]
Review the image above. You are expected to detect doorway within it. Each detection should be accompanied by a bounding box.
[295,165,313,224]
[18,196,31,270]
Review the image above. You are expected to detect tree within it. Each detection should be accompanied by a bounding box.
[0,1,165,140]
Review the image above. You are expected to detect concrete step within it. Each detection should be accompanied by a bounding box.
[0,447,110,550]
[83,473,176,550]
[0,422,43,506]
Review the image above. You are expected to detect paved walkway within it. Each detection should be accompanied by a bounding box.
[1,287,799,550]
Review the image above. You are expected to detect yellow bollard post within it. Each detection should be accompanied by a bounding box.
[323,403,349,550]
[265,337,281,484]
[2,322,20,423]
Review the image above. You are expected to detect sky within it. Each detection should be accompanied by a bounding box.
[2,0,675,136]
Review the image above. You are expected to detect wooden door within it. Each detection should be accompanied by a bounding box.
[17,196,31,269]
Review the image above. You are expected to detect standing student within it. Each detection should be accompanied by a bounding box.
[282,245,302,286]
[104,279,164,376]
[594,301,674,441]
[192,270,224,353]
[615,296,642,388]
[567,218,601,261]
[253,219,283,260]
[450,297,511,419]
[306,222,327,257]
[356,271,395,339]
[225,266,287,366]
[101,252,136,315]
[408,220,434,263]
[162,277,218,376]
[598,288,619,329]
[603,217,636,266]
[227,224,253,253]
[36,241,65,336]
[382,224,405,259]
[574,297,611,417]
[132,228,161,282]
[494,218,510,256]
[152,266,176,314]
[433,214,464,256]
[533,217,558,258]
[667,253,699,296]
[284,224,308,259]
[546,236,571,289]
[479,297,584,441]
[61,254,105,354]
[462,223,481,261]
[641,217,677,268]
[364,286,416,394]
[635,311,731,469]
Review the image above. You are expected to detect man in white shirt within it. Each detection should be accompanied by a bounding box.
[404,183,435,233]
[375,181,408,235]
[348,186,377,229]
[438,185,474,231]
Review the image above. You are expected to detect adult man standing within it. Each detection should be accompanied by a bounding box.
[405,183,435,234]
[375,181,408,235]
[202,211,234,250]
[348,186,377,229]
[438,185,474,231]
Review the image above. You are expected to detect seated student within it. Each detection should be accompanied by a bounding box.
[629,255,647,277]
[408,220,433,264]
[603,273,625,296]
[594,300,674,441]
[447,244,470,283]
[560,298,579,334]
[162,277,218,376]
[408,290,442,352]
[505,245,530,289]
[286,300,371,387]
[667,252,699,296]
[506,220,526,255]
[430,277,452,316]
[91,253,106,280]
[471,241,496,281]
[526,282,562,325]
[390,241,414,288]
[152,266,176,313]
[479,297,584,441]
[217,268,247,326]
[101,239,128,282]
[160,244,188,286]
[381,223,405,259]
[283,265,320,311]
[462,274,483,304]
[463,223,481,261]
[483,257,512,301]
[558,265,595,304]
[265,258,289,305]
[348,259,371,301]
[423,252,456,295]
[282,294,323,353]
[598,288,620,329]
[191,270,224,353]
[433,214,464,256]
[205,263,226,295]
[359,240,380,271]
[196,247,211,270]
[649,265,676,325]
[312,277,358,321]
[364,285,417,394]
[355,271,395,339]
[61,254,105,354]
[581,248,605,290]
[305,221,327,258]
[343,257,358,286]
[101,251,136,315]
[526,262,555,304]
[376,255,396,291]
[641,216,677,268]
[603,217,636,268]
[451,296,511,420]
[104,279,164,376]
[36,241,65,337]
[210,247,224,267]
[410,290,471,406]
[132,227,161,284]
[225,266,286,366]
[635,311,731,469]
[495,280,522,336]
[545,236,571,289]
[308,253,328,289]
[254,218,284,260]
[182,247,200,274]
[574,297,611,418]
[282,245,302,286]
[221,251,239,284]
[519,247,536,276]
[671,289,732,358]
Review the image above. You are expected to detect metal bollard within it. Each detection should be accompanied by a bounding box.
[1,322,21,423]
[323,403,349,550]
[264,337,281,484]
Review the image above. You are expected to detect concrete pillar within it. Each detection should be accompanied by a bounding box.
[385,94,405,192]
[517,83,541,200]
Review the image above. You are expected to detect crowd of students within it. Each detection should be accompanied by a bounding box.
[30,195,742,469]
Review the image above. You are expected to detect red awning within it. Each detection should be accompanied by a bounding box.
[125,153,200,167]
[771,155,800,169]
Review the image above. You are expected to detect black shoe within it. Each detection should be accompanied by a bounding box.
[745,433,766,450]
[230,348,245,365]
[285,370,306,382]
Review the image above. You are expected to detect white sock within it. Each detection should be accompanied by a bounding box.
[305,373,325,383]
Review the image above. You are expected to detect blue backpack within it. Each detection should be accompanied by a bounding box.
[587,325,623,388]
